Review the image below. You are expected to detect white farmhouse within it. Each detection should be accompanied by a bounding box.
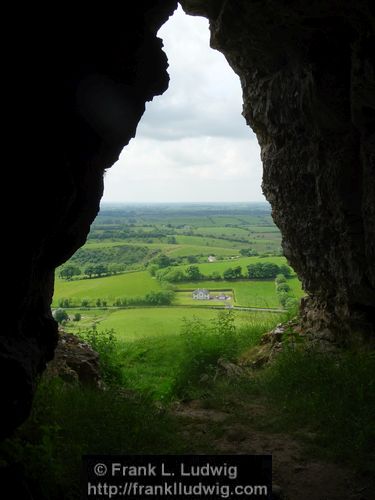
[207,255,216,262]
[192,289,210,300]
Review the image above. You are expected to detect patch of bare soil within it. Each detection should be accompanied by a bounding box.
[172,400,374,500]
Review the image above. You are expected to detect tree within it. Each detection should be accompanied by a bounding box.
[148,264,158,277]
[275,274,287,284]
[233,265,243,279]
[279,264,292,277]
[240,248,257,257]
[276,282,291,293]
[108,263,125,275]
[209,271,221,281]
[154,254,172,268]
[162,269,186,282]
[187,255,198,263]
[53,308,69,324]
[73,312,81,322]
[93,264,108,277]
[223,268,236,280]
[84,265,95,278]
[185,265,202,281]
[59,265,81,280]
[247,262,281,279]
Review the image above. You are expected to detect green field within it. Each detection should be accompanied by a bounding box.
[65,306,283,397]
[176,278,303,308]
[53,271,161,306]
[179,255,289,275]
[66,307,266,340]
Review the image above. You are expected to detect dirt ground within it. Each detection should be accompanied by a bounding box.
[172,400,374,500]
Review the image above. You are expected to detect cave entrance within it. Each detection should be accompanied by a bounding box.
[52,5,289,399]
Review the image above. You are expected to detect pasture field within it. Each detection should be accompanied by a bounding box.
[195,226,250,237]
[65,307,284,398]
[179,255,290,275]
[65,307,267,340]
[53,271,161,306]
[174,234,247,249]
[176,279,302,308]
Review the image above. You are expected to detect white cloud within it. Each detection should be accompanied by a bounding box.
[102,5,264,203]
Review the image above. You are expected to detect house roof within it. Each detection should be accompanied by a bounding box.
[193,289,209,294]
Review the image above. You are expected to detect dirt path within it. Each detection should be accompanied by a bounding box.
[172,400,374,500]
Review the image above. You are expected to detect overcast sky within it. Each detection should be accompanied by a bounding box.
[102,5,264,203]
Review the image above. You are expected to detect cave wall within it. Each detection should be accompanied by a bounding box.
[2,0,177,438]
[182,0,375,340]
[2,0,374,438]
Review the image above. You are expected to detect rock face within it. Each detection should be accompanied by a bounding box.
[2,1,177,438]
[45,332,101,387]
[181,0,375,341]
[2,0,374,439]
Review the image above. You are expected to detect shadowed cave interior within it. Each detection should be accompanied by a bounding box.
[2,0,374,459]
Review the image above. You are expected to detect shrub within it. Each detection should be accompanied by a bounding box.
[53,308,69,324]
[76,327,123,386]
[172,311,239,399]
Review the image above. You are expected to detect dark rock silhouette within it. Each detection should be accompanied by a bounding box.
[2,0,374,439]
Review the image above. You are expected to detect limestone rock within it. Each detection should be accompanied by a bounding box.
[45,332,101,387]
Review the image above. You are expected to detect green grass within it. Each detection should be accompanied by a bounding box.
[176,278,303,308]
[66,307,263,341]
[0,379,185,500]
[65,307,279,399]
[195,226,250,237]
[53,271,161,306]
[241,349,375,473]
[174,234,245,249]
[166,244,237,257]
[179,255,288,275]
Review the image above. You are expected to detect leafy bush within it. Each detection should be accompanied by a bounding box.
[53,308,69,324]
[76,327,123,385]
[173,311,240,399]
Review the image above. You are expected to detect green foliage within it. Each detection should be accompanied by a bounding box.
[240,248,258,256]
[279,264,292,277]
[59,265,81,280]
[72,312,81,322]
[275,273,287,284]
[112,290,175,307]
[247,262,281,279]
[70,244,152,269]
[0,379,182,500]
[258,349,375,471]
[58,298,72,308]
[223,265,242,280]
[53,308,69,324]
[185,265,202,281]
[77,327,123,385]
[173,311,239,398]
[153,253,173,268]
[276,282,291,293]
